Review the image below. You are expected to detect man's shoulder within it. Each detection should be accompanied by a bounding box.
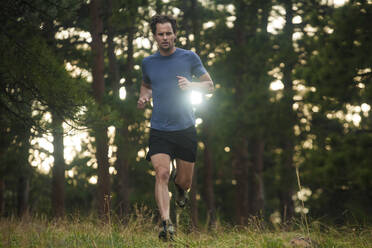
[142,53,160,69]
[174,48,201,62]
[176,48,195,56]
[143,52,160,62]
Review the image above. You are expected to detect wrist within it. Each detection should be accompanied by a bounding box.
[189,82,196,90]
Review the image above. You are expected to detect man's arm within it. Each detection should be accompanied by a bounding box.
[137,81,152,109]
[177,73,214,94]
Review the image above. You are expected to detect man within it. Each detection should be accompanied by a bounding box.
[137,14,214,241]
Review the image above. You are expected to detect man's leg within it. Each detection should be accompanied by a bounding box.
[151,153,171,221]
[175,159,194,191]
[174,159,194,208]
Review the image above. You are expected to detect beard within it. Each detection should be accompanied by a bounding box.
[160,43,172,51]
[158,39,175,53]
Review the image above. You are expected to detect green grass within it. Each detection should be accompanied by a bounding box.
[0,215,371,248]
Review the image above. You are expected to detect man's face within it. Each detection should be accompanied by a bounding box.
[154,22,176,52]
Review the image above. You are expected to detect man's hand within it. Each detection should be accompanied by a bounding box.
[177,76,192,91]
[137,81,152,109]
[137,96,150,109]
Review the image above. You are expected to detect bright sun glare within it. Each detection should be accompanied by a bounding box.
[190,91,203,105]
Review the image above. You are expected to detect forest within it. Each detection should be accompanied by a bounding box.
[1,0,371,230]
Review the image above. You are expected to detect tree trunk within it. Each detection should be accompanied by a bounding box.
[17,121,31,218]
[232,0,250,225]
[232,0,267,224]
[89,0,111,218]
[246,1,270,217]
[41,20,67,218]
[90,0,105,104]
[106,0,120,95]
[52,114,65,217]
[232,139,250,225]
[0,107,6,217]
[105,0,130,219]
[280,0,296,222]
[190,166,198,228]
[202,132,216,229]
[115,128,130,217]
[248,139,265,215]
[280,140,295,222]
[95,127,110,218]
[17,176,29,217]
[0,179,4,216]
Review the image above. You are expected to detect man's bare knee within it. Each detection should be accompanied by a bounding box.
[156,168,170,183]
[151,154,171,184]
[175,177,192,190]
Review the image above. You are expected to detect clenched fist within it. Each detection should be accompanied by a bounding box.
[137,96,150,109]
[177,76,191,91]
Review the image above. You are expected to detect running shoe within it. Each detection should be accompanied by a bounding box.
[175,183,189,208]
[158,219,175,241]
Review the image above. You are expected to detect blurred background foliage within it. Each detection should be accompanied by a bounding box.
[0,0,371,227]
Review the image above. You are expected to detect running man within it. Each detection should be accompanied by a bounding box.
[137,14,214,241]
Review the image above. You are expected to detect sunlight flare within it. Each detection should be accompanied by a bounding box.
[120,87,127,100]
[88,176,98,184]
[270,80,284,91]
[190,91,203,105]
[195,118,203,127]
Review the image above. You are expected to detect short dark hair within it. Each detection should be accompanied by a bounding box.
[150,14,177,34]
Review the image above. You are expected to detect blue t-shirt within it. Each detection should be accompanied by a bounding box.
[142,48,207,131]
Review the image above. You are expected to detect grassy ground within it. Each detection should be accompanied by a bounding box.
[0,215,371,248]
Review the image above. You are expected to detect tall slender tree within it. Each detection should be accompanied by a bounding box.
[192,0,217,229]
[41,18,67,218]
[277,0,297,221]
[89,0,111,218]
[17,133,31,218]
[51,113,65,217]
[105,0,130,218]
[231,0,259,225]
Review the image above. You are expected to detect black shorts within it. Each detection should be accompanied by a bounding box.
[146,126,197,163]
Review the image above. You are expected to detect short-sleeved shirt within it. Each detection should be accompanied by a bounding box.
[142,48,207,131]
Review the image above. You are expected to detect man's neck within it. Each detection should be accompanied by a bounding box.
[159,47,176,56]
